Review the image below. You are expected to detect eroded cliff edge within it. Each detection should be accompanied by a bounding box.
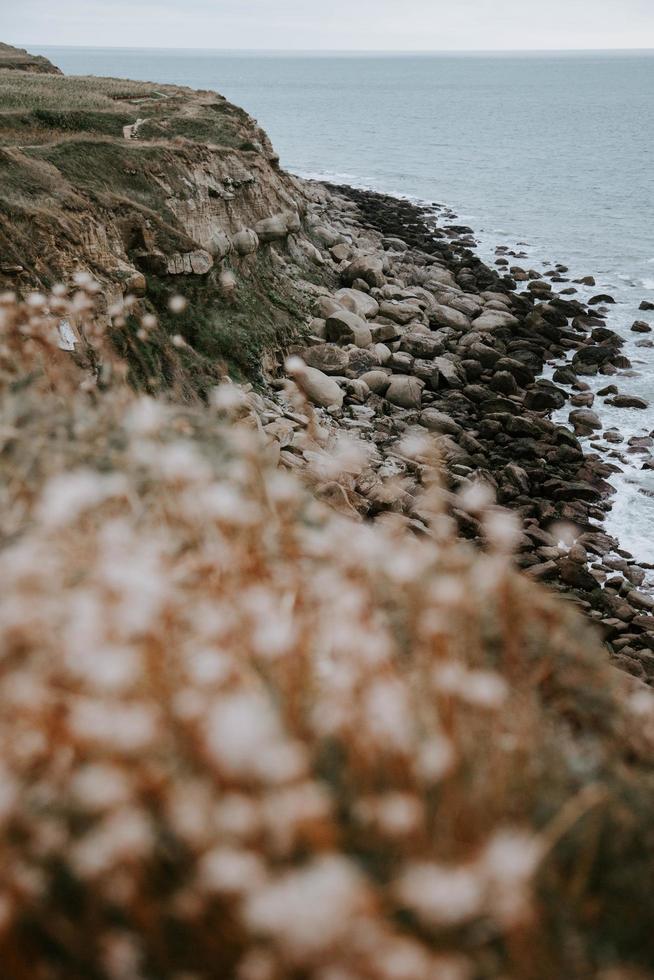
[1,52,653,680]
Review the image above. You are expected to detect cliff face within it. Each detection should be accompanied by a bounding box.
[0,63,328,381]
[0,42,62,74]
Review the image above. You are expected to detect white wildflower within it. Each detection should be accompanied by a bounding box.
[71,809,152,878]
[415,736,456,783]
[243,855,368,957]
[37,470,127,527]
[70,764,131,814]
[69,699,159,753]
[480,829,544,926]
[395,862,483,927]
[198,847,266,895]
[363,679,413,752]
[124,397,167,436]
[484,509,522,554]
[458,480,495,513]
[168,294,188,314]
[204,691,286,779]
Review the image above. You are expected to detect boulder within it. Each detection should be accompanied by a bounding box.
[208,231,233,260]
[333,288,379,319]
[640,300,654,312]
[569,408,602,433]
[430,304,471,331]
[231,229,259,256]
[255,213,291,243]
[431,356,464,390]
[301,344,350,375]
[385,375,425,410]
[287,362,344,409]
[471,310,519,332]
[124,271,146,296]
[360,370,391,395]
[524,385,567,411]
[631,321,652,333]
[419,409,462,437]
[341,256,385,289]
[325,310,372,348]
[379,301,425,325]
[608,395,649,410]
[400,332,445,359]
[167,250,214,276]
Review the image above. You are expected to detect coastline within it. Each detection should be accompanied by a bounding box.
[298,178,654,679]
[295,166,654,565]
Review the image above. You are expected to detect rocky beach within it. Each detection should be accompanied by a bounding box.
[4,43,654,978]
[0,43,653,685]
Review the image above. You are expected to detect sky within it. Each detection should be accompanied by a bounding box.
[2,0,654,52]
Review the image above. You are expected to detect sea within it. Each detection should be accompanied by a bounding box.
[34,47,654,561]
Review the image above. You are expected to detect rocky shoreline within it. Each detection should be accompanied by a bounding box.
[2,49,652,683]
[275,180,654,682]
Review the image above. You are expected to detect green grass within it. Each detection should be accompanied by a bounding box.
[0,70,163,111]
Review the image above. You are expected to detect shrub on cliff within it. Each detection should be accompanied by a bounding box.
[1,287,654,979]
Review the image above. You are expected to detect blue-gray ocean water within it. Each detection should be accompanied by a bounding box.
[36,47,654,559]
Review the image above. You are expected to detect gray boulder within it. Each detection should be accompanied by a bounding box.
[334,288,379,319]
[288,363,344,409]
[342,255,385,289]
[255,213,291,243]
[471,310,519,332]
[301,344,350,376]
[360,370,391,395]
[326,310,372,348]
[430,303,471,331]
[419,409,462,437]
[386,375,425,410]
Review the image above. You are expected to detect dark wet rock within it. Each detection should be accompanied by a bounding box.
[570,391,595,408]
[569,408,602,433]
[552,366,577,386]
[607,395,649,410]
[557,558,598,591]
[631,320,652,333]
[639,300,654,312]
[524,383,567,411]
[588,294,616,305]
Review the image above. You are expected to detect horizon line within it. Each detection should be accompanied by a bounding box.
[21,43,654,56]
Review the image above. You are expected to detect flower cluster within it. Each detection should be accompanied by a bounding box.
[1,290,654,979]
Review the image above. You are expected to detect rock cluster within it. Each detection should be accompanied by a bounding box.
[266,184,654,683]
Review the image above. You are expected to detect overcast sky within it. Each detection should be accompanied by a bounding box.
[3,0,654,51]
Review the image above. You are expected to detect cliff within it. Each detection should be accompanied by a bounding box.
[1,54,653,676]
[0,65,324,383]
[0,42,62,74]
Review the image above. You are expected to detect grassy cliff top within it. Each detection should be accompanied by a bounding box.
[0,68,259,149]
[0,41,62,74]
